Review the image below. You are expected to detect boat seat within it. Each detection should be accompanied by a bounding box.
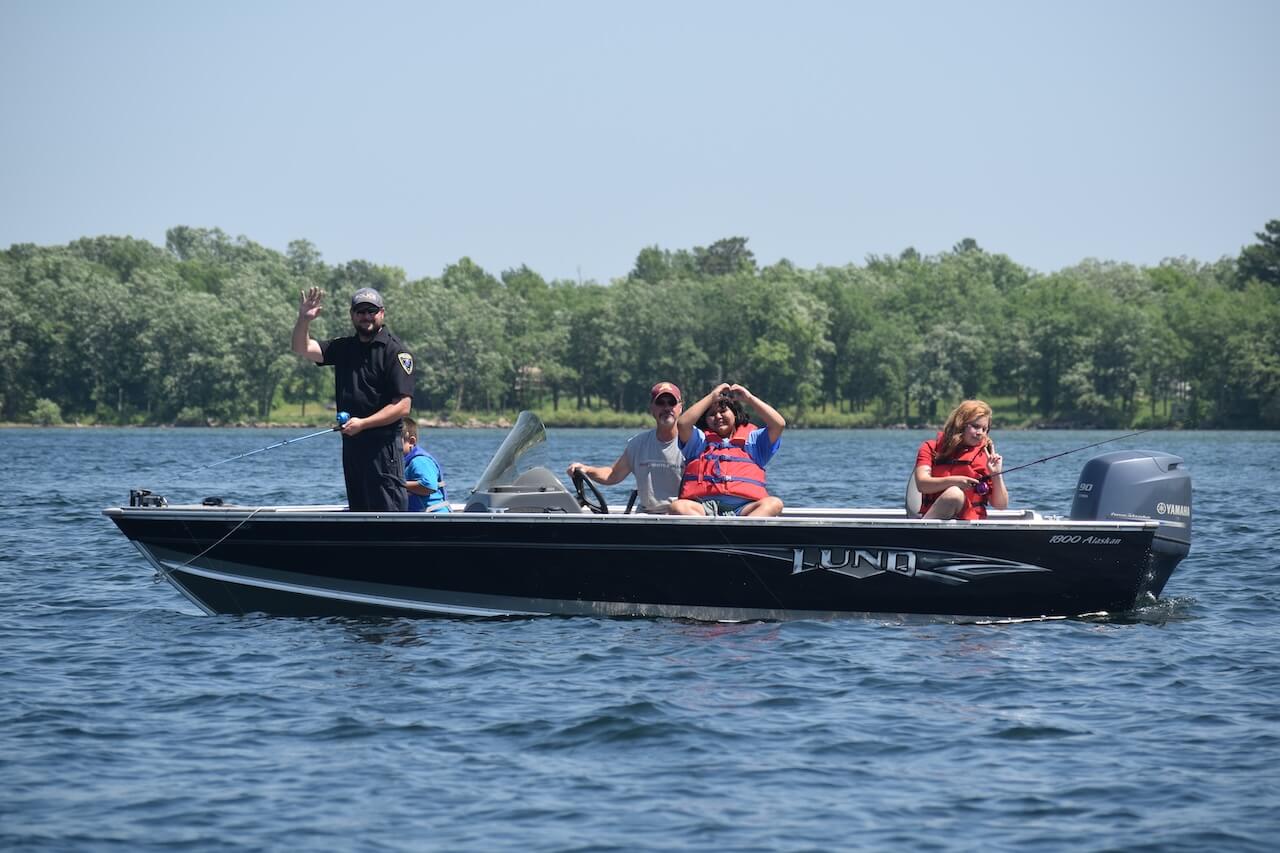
[905,471,923,518]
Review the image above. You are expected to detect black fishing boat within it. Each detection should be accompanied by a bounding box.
[105,412,1191,621]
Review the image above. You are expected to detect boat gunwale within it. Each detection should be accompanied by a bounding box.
[103,504,1165,533]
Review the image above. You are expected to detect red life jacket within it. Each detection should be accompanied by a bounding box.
[680,425,769,502]
[920,433,991,520]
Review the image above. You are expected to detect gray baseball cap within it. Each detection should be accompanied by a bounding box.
[350,288,384,309]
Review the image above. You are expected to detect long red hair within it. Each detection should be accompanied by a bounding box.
[934,400,995,461]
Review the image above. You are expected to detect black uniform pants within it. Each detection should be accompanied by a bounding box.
[341,430,407,512]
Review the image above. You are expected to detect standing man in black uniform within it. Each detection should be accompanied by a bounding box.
[291,286,415,511]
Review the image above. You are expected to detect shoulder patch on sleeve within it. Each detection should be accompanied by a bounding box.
[397,353,413,375]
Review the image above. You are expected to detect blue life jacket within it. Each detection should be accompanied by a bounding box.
[404,445,450,513]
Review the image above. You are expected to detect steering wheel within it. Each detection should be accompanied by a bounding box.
[571,470,609,514]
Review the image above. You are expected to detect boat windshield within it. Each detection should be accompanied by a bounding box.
[471,411,549,494]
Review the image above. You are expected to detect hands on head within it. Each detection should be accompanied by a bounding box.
[711,382,751,401]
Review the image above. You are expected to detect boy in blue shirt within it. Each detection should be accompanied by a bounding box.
[401,416,450,513]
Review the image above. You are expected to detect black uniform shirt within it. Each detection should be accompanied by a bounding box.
[318,326,415,433]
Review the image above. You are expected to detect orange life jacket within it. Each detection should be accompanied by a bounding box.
[921,433,991,520]
[680,425,769,502]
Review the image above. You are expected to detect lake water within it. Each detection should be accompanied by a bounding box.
[2,426,1278,851]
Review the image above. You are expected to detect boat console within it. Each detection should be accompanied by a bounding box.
[464,466,586,514]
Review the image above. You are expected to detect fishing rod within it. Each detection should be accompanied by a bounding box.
[974,428,1157,495]
[197,411,350,470]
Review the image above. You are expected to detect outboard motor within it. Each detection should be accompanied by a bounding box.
[1070,450,1191,596]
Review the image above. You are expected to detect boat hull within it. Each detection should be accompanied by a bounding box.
[106,508,1178,621]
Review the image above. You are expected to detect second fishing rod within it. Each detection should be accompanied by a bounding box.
[972,428,1157,495]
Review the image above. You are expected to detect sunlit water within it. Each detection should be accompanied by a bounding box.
[2,426,1277,851]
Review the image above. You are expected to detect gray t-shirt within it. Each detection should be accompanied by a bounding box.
[622,429,684,512]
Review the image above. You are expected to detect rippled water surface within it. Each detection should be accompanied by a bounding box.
[2,426,1278,851]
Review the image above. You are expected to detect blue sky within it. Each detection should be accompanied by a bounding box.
[2,0,1276,282]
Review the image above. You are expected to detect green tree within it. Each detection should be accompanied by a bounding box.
[907,329,966,422]
[1010,272,1098,417]
[327,258,406,299]
[69,235,168,282]
[0,254,30,419]
[222,272,298,420]
[286,239,325,279]
[561,283,617,409]
[440,257,501,300]
[629,245,696,283]
[1237,219,1280,287]
[280,357,331,419]
[30,398,63,425]
[695,237,756,277]
[991,321,1036,417]
[398,276,505,412]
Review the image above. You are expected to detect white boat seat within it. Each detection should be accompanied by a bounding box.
[905,471,923,518]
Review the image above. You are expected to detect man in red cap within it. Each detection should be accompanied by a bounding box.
[566,381,686,513]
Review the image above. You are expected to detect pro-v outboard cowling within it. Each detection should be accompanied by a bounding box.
[1070,450,1191,597]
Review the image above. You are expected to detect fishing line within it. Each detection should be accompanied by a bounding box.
[974,428,1157,495]
[177,506,267,570]
[709,516,790,612]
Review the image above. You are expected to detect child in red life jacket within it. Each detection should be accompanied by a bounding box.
[669,383,786,517]
[913,400,1007,520]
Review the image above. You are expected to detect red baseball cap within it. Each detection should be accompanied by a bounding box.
[649,381,682,403]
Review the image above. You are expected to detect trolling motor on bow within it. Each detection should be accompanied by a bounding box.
[129,489,168,508]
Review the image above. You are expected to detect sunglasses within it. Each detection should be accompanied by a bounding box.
[352,305,382,315]
[652,395,678,406]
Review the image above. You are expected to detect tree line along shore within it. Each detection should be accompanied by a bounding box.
[4,222,1279,430]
